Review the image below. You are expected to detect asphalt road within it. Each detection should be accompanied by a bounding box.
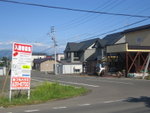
[1,70,150,113]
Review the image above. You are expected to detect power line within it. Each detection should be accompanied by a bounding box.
[57,17,149,44]
[70,18,149,42]
[57,0,117,29]
[0,0,150,18]
[58,0,121,32]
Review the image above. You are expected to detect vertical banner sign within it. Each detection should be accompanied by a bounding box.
[10,43,32,95]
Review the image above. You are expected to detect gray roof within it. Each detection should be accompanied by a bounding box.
[65,24,150,52]
[123,24,150,33]
[94,39,106,48]
[102,24,150,46]
[33,58,54,64]
[64,38,104,52]
[103,32,124,45]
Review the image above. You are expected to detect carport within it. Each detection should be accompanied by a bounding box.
[107,43,150,77]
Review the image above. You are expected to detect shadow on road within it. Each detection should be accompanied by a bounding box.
[126,96,150,108]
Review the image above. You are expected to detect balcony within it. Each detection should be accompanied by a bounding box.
[74,57,80,61]
[107,43,150,53]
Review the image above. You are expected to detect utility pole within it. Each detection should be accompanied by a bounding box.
[50,26,57,75]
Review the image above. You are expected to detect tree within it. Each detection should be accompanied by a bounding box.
[0,57,10,67]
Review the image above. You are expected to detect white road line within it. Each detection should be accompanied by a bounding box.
[24,109,39,112]
[87,79,133,85]
[33,77,100,88]
[79,103,91,106]
[53,106,67,109]
[104,100,115,104]
[56,81,99,88]
[32,78,43,82]
[104,99,126,104]
[101,80,133,85]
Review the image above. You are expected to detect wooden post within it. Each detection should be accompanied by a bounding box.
[143,53,150,79]
[126,52,128,77]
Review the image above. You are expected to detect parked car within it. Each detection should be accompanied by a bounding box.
[96,63,106,76]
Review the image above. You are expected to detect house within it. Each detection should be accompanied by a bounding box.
[33,58,59,73]
[106,24,150,77]
[56,53,64,61]
[32,53,47,61]
[64,38,105,74]
[51,53,65,61]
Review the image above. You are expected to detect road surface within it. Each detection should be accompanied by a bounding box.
[1,70,150,113]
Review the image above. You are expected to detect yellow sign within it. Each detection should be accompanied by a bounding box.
[22,65,31,69]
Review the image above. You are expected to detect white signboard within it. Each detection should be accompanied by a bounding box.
[10,42,32,90]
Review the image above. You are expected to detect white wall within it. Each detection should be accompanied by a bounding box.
[0,67,6,76]
[57,54,64,61]
[115,36,126,44]
[62,64,82,74]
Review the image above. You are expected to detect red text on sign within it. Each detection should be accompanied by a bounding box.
[14,43,32,53]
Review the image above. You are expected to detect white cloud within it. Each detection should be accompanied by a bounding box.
[5,41,14,45]
[57,45,66,49]
[56,44,66,53]
[0,41,17,45]
[31,42,50,48]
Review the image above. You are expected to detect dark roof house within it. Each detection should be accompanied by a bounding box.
[103,32,124,45]
[33,58,59,73]
[33,58,54,64]
[64,38,106,64]
[64,38,102,52]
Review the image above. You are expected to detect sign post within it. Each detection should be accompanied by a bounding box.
[9,42,32,101]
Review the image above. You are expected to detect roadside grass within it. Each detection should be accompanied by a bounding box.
[0,82,88,107]
[145,75,150,80]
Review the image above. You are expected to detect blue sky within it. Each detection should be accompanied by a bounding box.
[0,0,150,54]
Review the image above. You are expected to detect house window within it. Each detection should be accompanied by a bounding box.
[74,69,80,73]
[74,52,79,57]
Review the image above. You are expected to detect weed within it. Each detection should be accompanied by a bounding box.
[0,82,88,107]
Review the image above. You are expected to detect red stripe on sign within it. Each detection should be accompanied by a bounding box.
[14,43,32,53]
[11,77,30,89]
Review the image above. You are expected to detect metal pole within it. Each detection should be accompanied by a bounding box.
[143,52,150,79]
[54,44,57,75]
[50,26,57,75]
[27,89,30,100]
[9,90,12,102]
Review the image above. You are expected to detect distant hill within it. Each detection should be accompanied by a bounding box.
[0,50,12,58]
[0,50,49,58]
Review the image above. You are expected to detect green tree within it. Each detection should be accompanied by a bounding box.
[0,57,10,67]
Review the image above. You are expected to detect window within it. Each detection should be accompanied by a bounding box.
[74,69,80,73]
[74,52,79,57]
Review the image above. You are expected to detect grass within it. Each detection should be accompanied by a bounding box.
[145,75,150,80]
[0,82,88,107]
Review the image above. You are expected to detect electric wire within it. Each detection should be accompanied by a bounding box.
[76,18,149,42]
[0,0,150,18]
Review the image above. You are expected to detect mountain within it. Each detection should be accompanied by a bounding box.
[0,50,12,58]
[0,50,48,58]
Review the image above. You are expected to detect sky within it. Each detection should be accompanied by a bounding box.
[0,0,150,54]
